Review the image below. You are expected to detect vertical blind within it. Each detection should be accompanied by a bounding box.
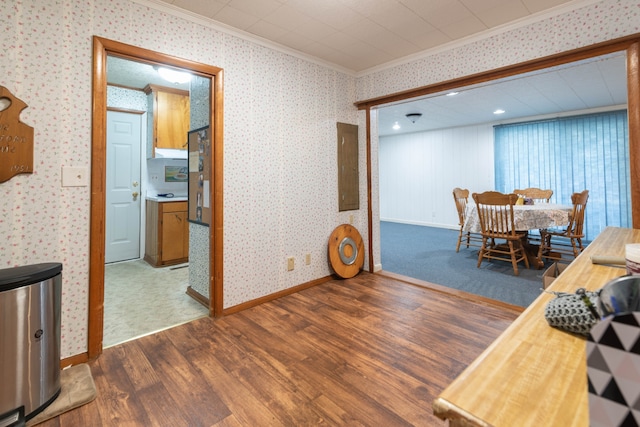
[494,110,630,241]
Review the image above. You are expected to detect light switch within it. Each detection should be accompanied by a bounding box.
[62,166,89,187]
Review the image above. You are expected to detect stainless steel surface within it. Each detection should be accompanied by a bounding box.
[0,264,62,421]
[598,275,640,316]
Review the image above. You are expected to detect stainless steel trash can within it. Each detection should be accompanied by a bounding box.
[0,263,62,426]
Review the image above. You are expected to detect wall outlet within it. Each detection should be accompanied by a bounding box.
[287,257,295,271]
[349,214,354,224]
[150,174,159,182]
[305,253,311,265]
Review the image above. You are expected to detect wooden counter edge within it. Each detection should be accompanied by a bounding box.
[431,227,640,426]
[432,398,491,427]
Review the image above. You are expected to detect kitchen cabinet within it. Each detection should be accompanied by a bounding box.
[144,200,189,266]
[144,84,190,157]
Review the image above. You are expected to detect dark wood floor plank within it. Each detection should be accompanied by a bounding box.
[187,340,284,426]
[138,334,232,425]
[38,272,518,426]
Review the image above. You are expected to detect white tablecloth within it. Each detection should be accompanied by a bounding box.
[463,203,572,233]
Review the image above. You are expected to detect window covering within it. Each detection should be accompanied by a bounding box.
[494,110,630,241]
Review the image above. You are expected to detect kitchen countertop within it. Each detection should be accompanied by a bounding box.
[146,195,188,202]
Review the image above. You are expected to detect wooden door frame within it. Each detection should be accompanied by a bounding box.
[89,36,224,359]
[356,34,640,273]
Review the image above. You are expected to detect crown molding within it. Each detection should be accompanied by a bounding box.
[355,0,604,77]
[131,0,603,79]
[130,0,357,76]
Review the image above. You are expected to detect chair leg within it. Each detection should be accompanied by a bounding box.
[508,240,519,276]
[570,238,584,258]
[520,240,530,269]
[456,229,462,252]
[465,232,471,248]
[477,237,487,268]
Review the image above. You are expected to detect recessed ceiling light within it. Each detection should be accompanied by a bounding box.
[393,121,400,130]
[446,92,459,96]
[493,109,505,115]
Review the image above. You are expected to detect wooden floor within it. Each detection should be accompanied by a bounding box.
[39,272,520,426]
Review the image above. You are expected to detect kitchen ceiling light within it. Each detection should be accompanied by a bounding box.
[392,121,400,130]
[406,113,422,123]
[493,109,505,115]
[157,67,192,84]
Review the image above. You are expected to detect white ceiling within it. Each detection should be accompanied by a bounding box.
[111,0,628,135]
[377,52,627,135]
[155,0,578,73]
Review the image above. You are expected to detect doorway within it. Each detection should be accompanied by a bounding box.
[358,36,640,279]
[89,36,224,359]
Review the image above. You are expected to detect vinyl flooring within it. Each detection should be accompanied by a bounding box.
[103,259,208,347]
[40,271,520,426]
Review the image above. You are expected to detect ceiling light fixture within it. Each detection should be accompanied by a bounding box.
[392,121,400,130]
[406,113,422,123]
[493,109,505,115]
[446,92,459,96]
[157,67,192,84]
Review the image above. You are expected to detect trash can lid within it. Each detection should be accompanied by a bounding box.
[0,262,63,292]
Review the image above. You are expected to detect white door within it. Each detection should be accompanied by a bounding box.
[105,111,142,263]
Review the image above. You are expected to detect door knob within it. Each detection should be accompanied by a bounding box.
[132,191,139,201]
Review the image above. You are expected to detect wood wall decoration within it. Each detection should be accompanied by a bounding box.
[328,224,365,278]
[0,86,33,183]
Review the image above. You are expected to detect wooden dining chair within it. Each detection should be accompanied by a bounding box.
[453,188,483,252]
[513,187,554,244]
[537,189,589,263]
[513,187,553,203]
[472,191,530,275]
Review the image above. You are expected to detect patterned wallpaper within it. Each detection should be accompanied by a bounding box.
[0,0,638,359]
[357,0,640,101]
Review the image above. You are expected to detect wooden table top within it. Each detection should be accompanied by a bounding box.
[433,226,640,426]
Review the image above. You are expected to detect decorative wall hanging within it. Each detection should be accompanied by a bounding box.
[188,126,210,226]
[0,86,34,183]
[328,224,364,279]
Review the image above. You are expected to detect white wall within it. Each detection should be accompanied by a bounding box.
[379,125,494,228]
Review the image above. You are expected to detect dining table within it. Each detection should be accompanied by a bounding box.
[463,202,573,268]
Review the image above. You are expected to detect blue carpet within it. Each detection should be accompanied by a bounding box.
[380,221,553,307]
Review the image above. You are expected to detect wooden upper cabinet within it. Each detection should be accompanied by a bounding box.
[144,84,190,156]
